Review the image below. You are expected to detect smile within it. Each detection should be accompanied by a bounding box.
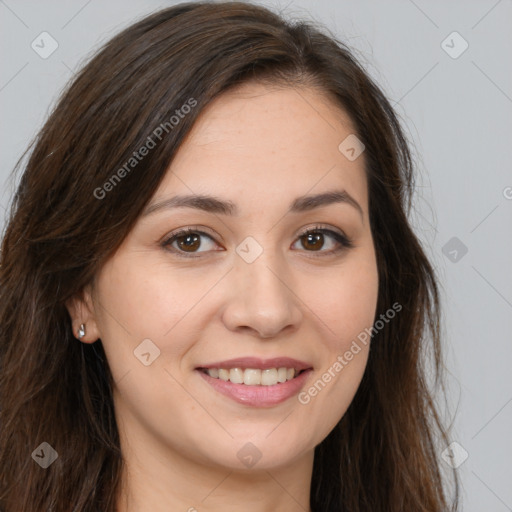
[196,357,313,407]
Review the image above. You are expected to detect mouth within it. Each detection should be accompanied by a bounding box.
[195,357,313,407]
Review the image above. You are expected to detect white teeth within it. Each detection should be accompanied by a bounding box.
[261,368,278,386]
[205,367,299,385]
[244,369,261,385]
[229,368,244,384]
[218,369,229,381]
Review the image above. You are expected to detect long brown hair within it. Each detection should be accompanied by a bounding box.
[0,2,459,510]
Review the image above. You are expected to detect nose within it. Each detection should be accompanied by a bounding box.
[221,249,303,339]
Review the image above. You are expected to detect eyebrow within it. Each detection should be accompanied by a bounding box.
[142,189,364,220]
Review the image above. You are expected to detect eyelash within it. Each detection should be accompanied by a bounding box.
[161,224,354,259]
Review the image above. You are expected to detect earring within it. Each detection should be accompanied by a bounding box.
[78,323,86,340]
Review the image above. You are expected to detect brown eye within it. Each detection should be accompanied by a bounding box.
[176,232,201,252]
[162,228,220,257]
[292,227,354,256]
[162,225,354,259]
[300,232,325,251]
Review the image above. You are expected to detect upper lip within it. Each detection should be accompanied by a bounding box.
[197,357,313,371]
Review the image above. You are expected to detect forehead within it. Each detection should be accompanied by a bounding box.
[156,82,367,215]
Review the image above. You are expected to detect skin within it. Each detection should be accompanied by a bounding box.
[67,81,379,512]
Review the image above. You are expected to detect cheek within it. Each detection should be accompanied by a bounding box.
[296,333,371,448]
[304,249,379,343]
[93,259,214,456]
[93,255,228,379]
[293,251,378,437]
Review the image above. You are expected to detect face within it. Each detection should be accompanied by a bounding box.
[69,82,379,473]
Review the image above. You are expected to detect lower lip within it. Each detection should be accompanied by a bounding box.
[197,369,312,407]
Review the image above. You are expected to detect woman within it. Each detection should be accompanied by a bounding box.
[0,2,459,510]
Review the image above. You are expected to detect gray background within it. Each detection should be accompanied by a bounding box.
[1,0,511,509]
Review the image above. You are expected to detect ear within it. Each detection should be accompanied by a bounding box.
[65,283,100,344]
